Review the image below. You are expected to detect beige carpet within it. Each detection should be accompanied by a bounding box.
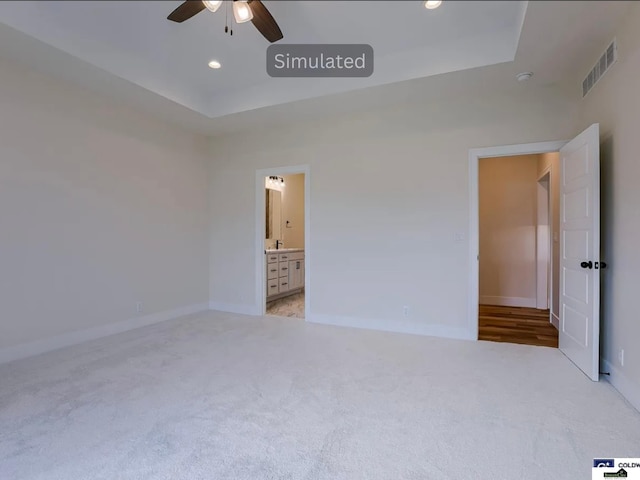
[1,310,639,480]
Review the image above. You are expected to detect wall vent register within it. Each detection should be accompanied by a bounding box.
[582,39,617,98]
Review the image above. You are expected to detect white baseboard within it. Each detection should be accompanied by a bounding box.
[602,359,640,414]
[306,313,475,341]
[209,301,261,316]
[479,296,537,308]
[0,303,209,365]
[551,313,560,330]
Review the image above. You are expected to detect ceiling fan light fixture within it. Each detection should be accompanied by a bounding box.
[424,0,442,9]
[208,60,222,69]
[203,0,223,13]
[233,0,254,23]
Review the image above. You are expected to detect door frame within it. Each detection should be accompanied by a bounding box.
[255,165,311,317]
[536,169,551,311]
[468,141,567,340]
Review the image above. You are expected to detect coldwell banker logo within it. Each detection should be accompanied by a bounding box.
[593,458,640,479]
[603,469,628,478]
[267,44,374,77]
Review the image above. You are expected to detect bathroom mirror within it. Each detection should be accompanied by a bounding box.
[265,188,282,241]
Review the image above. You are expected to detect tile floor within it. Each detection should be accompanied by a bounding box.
[266,291,304,318]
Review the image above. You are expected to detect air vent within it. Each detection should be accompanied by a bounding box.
[582,39,617,98]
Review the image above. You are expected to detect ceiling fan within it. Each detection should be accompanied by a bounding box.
[167,0,284,43]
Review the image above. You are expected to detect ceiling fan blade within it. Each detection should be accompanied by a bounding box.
[167,1,206,23]
[248,0,284,43]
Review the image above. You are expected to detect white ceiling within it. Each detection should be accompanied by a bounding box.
[0,0,527,118]
[0,1,632,135]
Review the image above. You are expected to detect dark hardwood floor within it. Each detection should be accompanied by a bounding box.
[479,304,558,348]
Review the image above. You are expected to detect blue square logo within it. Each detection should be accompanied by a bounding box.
[594,459,615,468]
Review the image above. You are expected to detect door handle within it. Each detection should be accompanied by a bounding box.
[595,261,608,269]
[580,261,593,269]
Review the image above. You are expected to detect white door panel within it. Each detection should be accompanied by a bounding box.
[563,268,589,304]
[564,230,589,259]
[559,124,600,381]
[563,143,590,182]
[562,305,588,346]
[563,189,590,221]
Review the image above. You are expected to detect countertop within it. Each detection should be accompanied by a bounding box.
[265,248,304,254]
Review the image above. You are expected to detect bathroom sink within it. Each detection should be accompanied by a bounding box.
[265,248,303,253]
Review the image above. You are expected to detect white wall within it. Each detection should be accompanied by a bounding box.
[579,2,640,409]
[479,155,539,308]
[281,174,305,249]
[537,152,560,319]
[0,55,210,359]
[208,82,578,337]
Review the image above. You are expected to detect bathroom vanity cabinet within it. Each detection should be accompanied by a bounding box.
[266,249,304,300]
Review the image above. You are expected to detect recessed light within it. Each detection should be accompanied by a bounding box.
[424,0,442,9]
[516,72,533,82]
[208,60,222,69]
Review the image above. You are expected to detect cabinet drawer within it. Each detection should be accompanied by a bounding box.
[278,253,290,262]
[278,261,289,277]
[279,277,290,292]
[287,252,304,261]
[267,264,279,280]
[267,280,279,296]
[267,254,279,264]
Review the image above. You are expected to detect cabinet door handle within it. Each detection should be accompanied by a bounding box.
[270,284,277,288]
[282,267,287,270]
[281,282,288,286]
[270,269,277,272]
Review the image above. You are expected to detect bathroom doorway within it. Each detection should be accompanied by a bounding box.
[256,166,310,319]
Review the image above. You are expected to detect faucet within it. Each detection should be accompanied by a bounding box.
[275,239,283,250]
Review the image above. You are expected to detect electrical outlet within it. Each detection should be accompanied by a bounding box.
[619,348,625,367]
[136,302,143,313]
[403,306,410,317]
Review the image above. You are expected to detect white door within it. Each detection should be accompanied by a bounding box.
[559,124,600,381]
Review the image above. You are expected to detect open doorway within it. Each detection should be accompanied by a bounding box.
[470,127,601,380]
[263,173,306,318]
[477,152,560,347]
